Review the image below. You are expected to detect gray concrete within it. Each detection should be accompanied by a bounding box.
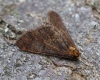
[0,0,100,80]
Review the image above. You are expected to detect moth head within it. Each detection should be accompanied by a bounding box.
[68,46,80,59]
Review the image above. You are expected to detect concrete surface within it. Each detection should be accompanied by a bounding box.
[0,0,100,80]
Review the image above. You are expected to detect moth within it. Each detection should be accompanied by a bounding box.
[16,11,80,60]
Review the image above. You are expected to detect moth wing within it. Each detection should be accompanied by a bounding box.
[48,11,76,46]
[48,11,80,56]
[48,11,67,31]
[16,25,79,59]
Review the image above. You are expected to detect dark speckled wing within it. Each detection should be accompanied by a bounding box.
[48,11,80,59]
[16,11,80,60]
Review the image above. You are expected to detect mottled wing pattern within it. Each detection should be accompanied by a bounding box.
[16,11,80,60]
[48,11,77,46]
[48,11,80,58]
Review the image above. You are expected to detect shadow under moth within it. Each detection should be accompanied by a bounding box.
[16,11,80,60]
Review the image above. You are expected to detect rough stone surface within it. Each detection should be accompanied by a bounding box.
[0,0,100,80]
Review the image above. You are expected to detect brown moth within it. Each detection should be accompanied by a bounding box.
[16,11,80,60]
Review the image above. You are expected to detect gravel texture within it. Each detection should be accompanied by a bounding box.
[0,0,100,80]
